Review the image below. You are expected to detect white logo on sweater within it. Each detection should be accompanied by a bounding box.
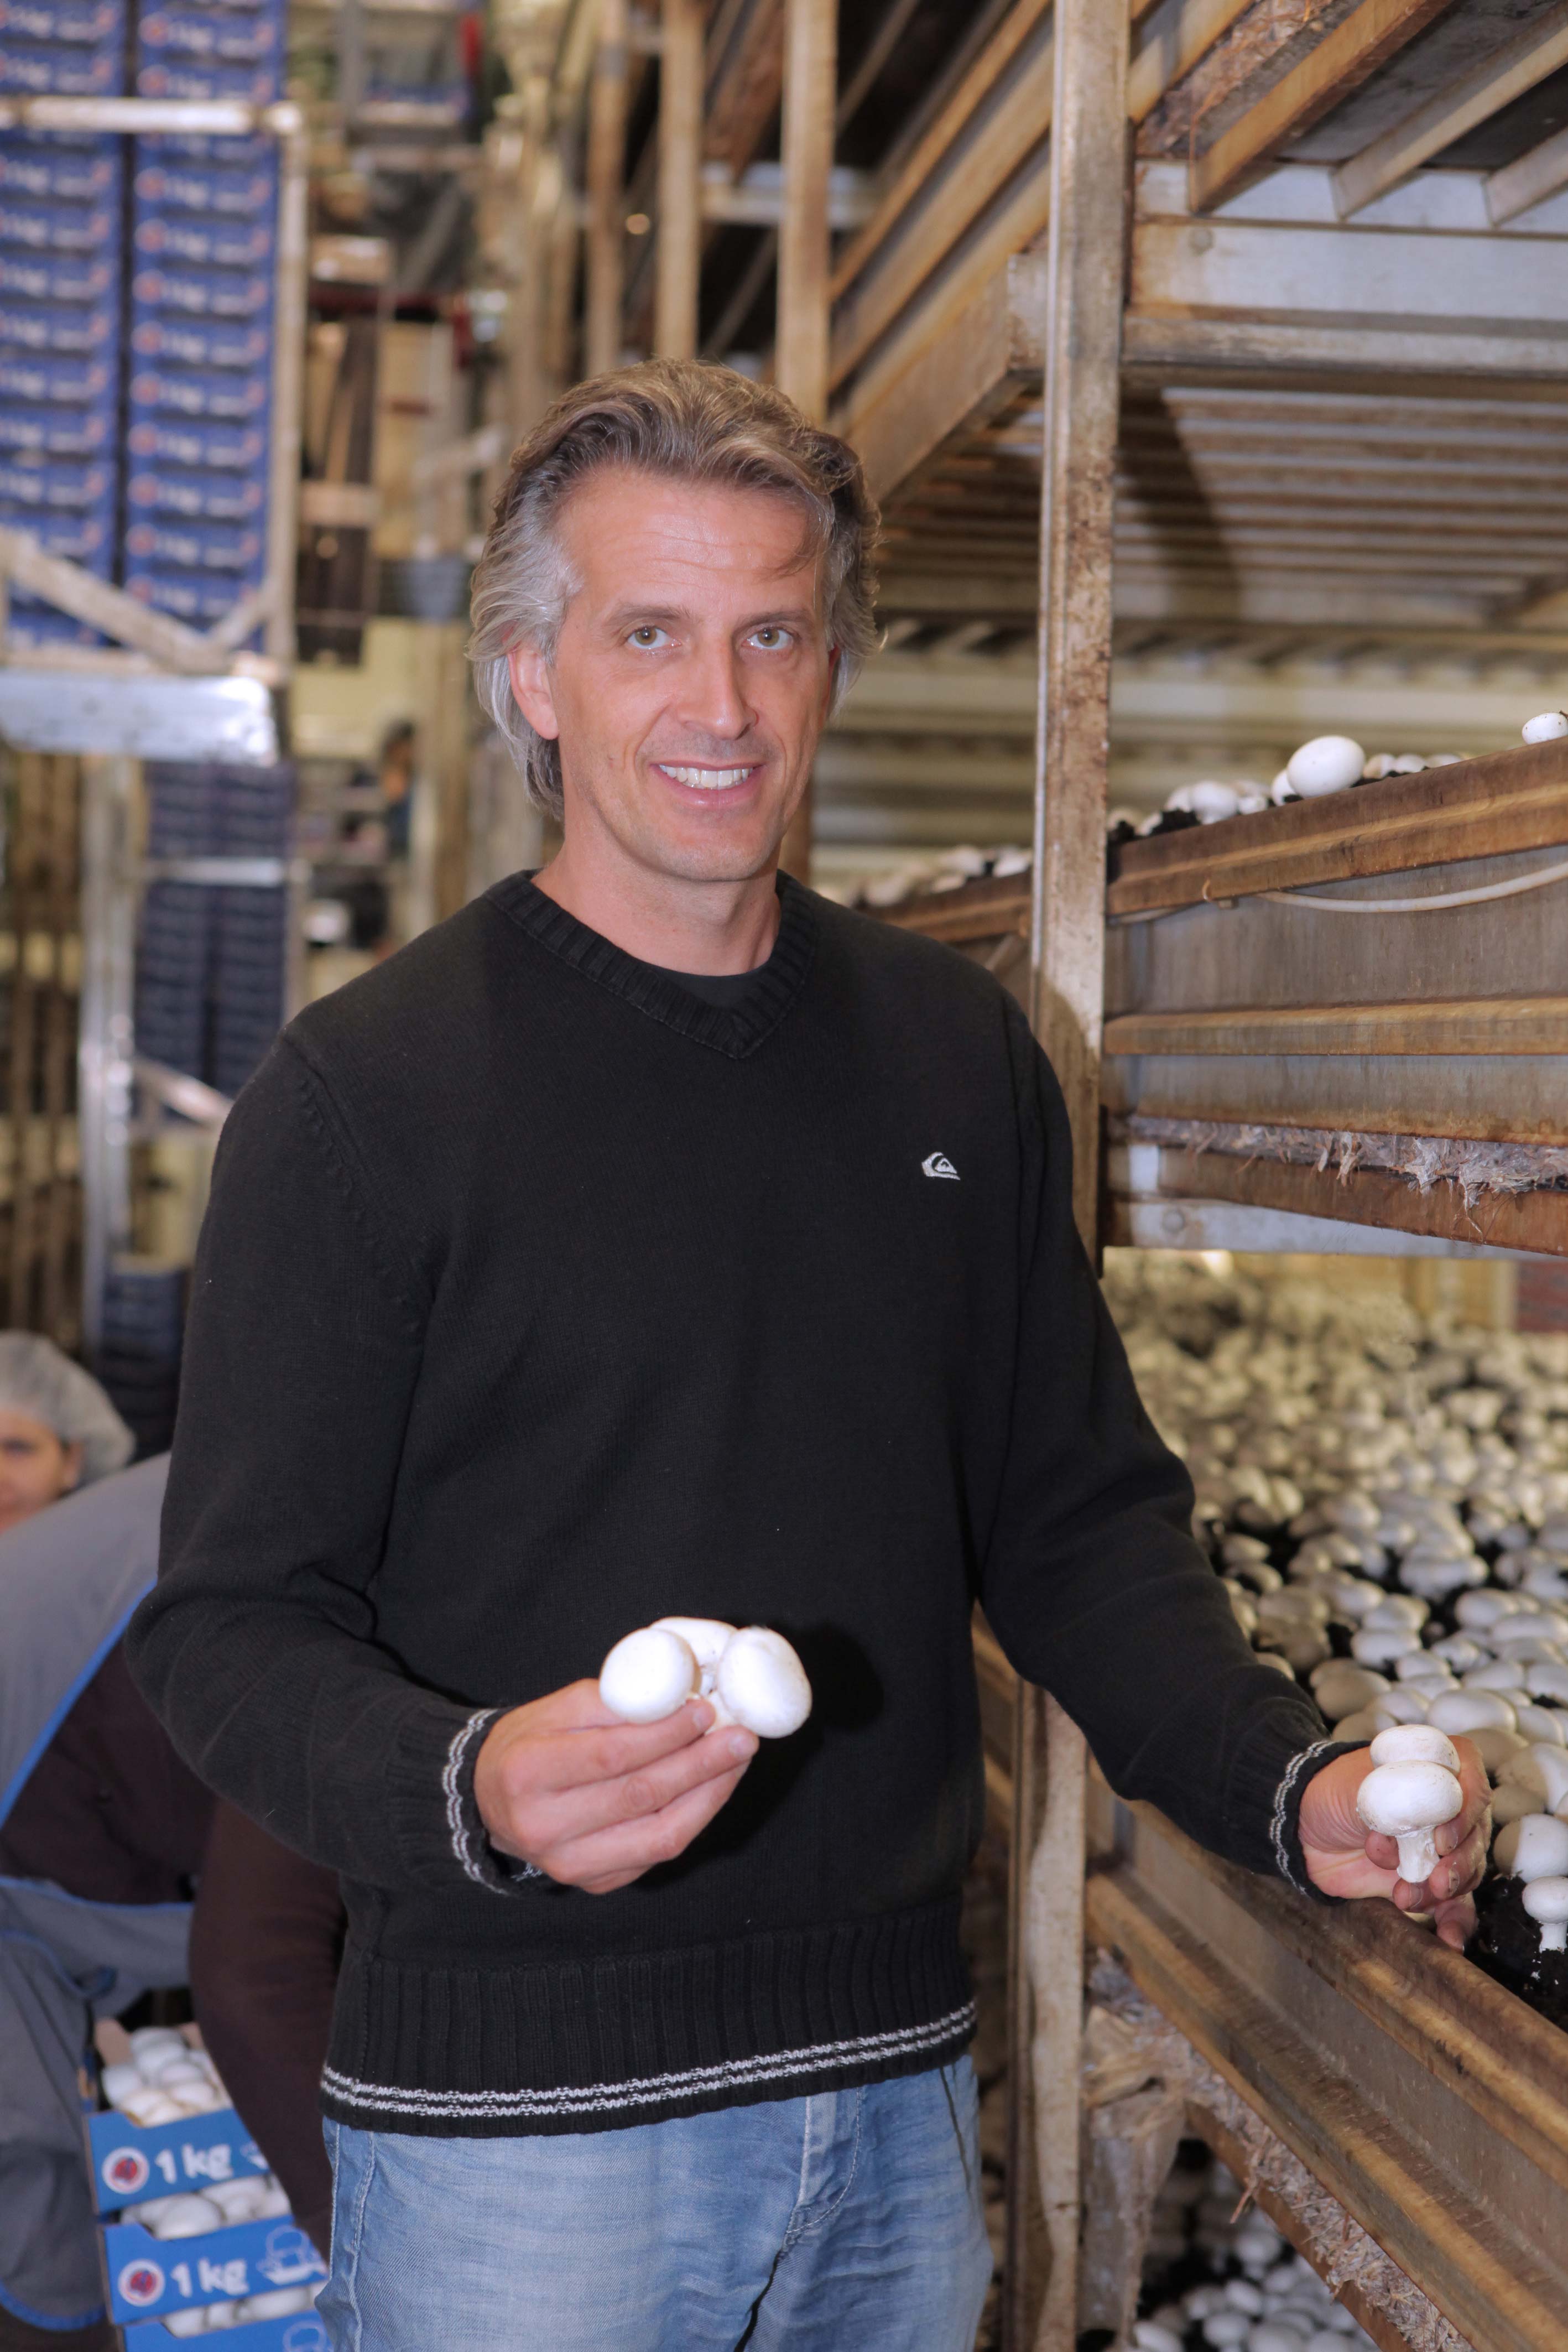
[921,1152,960,1181]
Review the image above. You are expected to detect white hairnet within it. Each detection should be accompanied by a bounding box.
[0,1333,134,1485]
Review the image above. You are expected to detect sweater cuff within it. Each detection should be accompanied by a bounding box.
[390,1699,550,1895]
[1268,1736,1370,1904]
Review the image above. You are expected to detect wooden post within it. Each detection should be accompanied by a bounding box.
[775,0,837,883]
[265,127,309,667]
[655,0,703,361]
[585,0,630,377]
[1006,1,1130,2347]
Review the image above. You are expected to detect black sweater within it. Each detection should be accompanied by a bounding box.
[129,873,1332,2138]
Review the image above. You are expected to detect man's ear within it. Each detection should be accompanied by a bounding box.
[508,640,560,741]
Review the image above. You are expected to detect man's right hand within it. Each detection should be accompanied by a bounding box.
[472,1681,758,1895]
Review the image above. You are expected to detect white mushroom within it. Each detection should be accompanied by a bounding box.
[1498,1742,1568,1813]
[1493,1814,1568,1879]
[650,1616,736,1701]
[1522,710,1568,744]
[1369,1725,1460,1773]
[713,1626,813,1737]
[1286,736,1365,797]
[1190,780,1241,824]
[1356,1758,1462,1884]
[598,1626,700,1723]
[1522,1876,1568,1952]
[144,2193,225,2240]
[1310,1662,1389,1721]
[1425,1689,1517,1737]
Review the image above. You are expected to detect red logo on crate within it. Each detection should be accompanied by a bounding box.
[117,2258,166,2308]
[103,2147,150,2196]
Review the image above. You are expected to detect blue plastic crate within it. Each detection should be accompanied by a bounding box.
[104,2214,325,2327]
[128,467,265,524]
[133,155,276,219]
[0,455,116,508]
[128,363,268,421]
[0,499,114,564]
[0,244,113,300]
[0,402,112,455]
[0,301,117,355]
[0,347,113,402]
[123,516,263,574]
[127,413,267,471]
[134,213,273,270]
[124,564,263,627]
[132,263,272,321]
[4,603,102,648]
[0,41,122,95]
[135,56,278,103]
[137,8,280,65]
[125,2313,328,2352]
[0,0,124,43]
[128,311,268,371]
[0,195,118,251]
[0,128,119,201]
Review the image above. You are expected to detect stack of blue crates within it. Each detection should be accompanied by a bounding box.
[0,0,125,650]
[137,759,293,1099]
[126,0,281,637]
[99,1258,186,1457]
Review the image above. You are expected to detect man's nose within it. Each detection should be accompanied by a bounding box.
[679,642,754,740]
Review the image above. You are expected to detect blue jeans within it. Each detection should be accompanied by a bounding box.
[321,2057,992,2350]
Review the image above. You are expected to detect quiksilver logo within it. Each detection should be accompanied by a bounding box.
[922,1152,960,1181]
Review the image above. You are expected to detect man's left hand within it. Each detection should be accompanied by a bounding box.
[1298,1737,1491,1950]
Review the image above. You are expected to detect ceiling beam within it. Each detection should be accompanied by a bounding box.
[1487,119,1568,226]
[1189,0,1459,214]
[1333,2,1568,220]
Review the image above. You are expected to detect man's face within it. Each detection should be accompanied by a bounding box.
[507,469,836,882]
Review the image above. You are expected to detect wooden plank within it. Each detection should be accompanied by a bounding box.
[8,756,39,1321]
[0,530,223,673]
[1335,4,1568,221]
[654,0,703,360]
[1086,1860,1568,2352]
[1487,119,1568,226]
[1126,0,1258,126]
[40,754,76,1345]
[1007,8,1129,2347]
[1104,997,1568,1057]
[585,0,630,376]
[830,0,1048,308]
[1117,1143,1568,1257]
[774,0,836,887]
[1103,1050,1568,1147]
[775,0,835,423]
[838,257,1042,505]
[829,13,1051,393]
[1107,743,1568,917]
[1189,0,1460,215]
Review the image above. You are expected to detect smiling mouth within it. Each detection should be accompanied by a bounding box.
[655,763,758,791]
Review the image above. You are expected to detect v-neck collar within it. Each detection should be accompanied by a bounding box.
[485,869,817,1060]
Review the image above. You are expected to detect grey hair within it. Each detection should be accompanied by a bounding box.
[468,359,882,823]
[0,1333,134,1485]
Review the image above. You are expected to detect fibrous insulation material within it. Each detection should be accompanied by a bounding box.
[1124,1116,1568,1210]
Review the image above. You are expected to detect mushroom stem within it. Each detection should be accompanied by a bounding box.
[1395,1826,1443,1885]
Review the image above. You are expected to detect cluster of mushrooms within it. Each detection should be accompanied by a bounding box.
[100,2026,232,2127]
[1104,1256,1568,1999]
[1113,708,1567,843]
[1134,2147,1376,2352]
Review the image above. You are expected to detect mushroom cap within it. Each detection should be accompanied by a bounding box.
[1426,1688,1518,1736]
[1499,1742,1568,1812]
[1493,1814,1568,1880]
[1286,735,1365,797]
[649,1616,736,1673]
[715,1626,812,1739]
[1368,1725,1460,1773]
[598,1626,699,1723]
[1356,1758,1463,1839]
[1522,710,1568,745]
[1522,1874,1568,1924]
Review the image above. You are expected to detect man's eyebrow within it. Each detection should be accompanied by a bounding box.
[600,600,821,631]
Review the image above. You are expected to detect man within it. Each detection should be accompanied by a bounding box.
[129,362,1488,2352]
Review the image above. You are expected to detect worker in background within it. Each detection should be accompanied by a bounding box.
[131,363,1489,2352]
[0,1338,340,2352]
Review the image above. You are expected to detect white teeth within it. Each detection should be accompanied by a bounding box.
[661,764,750,790]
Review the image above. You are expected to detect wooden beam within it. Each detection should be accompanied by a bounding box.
[1113,1142,1568,1257]
[775,0,836,423]
[1126,0,1258,129]
[1488,119,1568,226]
[1189,0,1458,215]
[654,0,703,360]
[585,0,630,376]
[0,529,224,673]
[1008,4,1129,2348]
[775,0,836,886]
[1103,996,1568,1058]
[1106,742,1568,918]
[1335,3,1568,220]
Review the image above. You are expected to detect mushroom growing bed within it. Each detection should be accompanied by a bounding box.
[1103,1254,1568,2021]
